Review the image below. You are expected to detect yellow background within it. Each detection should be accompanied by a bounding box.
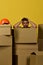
[0,0,43,25]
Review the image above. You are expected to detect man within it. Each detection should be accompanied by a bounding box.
[14,18,37,28]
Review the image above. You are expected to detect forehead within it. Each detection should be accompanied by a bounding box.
[22,21,29,23]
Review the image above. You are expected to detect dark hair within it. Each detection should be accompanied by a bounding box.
[21,18,29,24]
[21,18,28,21]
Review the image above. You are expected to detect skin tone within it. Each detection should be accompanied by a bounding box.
[14,19,37,28]
[22,21,29,28]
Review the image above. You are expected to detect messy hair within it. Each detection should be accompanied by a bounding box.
[21,18,29,23]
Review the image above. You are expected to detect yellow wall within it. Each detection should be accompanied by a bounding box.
[0,0,43,25]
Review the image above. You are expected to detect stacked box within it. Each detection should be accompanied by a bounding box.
[14,28,38,65]
[29,24,43,65]
[38,24,43,51]
[14,28,37,43]
[30,54,43,65]
[0,24,12,65]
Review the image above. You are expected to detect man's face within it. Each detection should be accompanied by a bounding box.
[22,21,29,28]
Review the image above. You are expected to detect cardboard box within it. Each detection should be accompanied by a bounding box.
[0,35,12,65]
[15,44,38,65]
[38,39,43,51]
[0,36,12,46]
[0,46,12,65]
[30,55,43,65]
[0,27,12,65]
[38,24,43,39]
[0,24,12,35]
[14,28,37,43]
[30,55,36,65]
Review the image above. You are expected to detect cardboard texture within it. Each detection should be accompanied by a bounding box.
[0,46,12,65]
[38,39,43,51]
[14,28,37,43]
[30,55,36,65]
[38,24,43,39]
[0,25,12,65]
[0,24,11,35]
[0,36,12,46]
[15,44,38,65]
[30,55,43,65]
[38,24,43,51]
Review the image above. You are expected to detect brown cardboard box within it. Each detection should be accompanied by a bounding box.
[14,28,37,43]
[37,55,43,65]
[30,55,43,65]
[38,51,43,55]
[0,36,12,46]
[14,28,38,65]
[0,24,12,35]
[0,35,12,65]
[0,46,12,65]
[15,44,38,65]
[30,55,37,65]
[38,39,43,51]
[38,24,43,39]
[38,24,43,51]
[0,26,12,65]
